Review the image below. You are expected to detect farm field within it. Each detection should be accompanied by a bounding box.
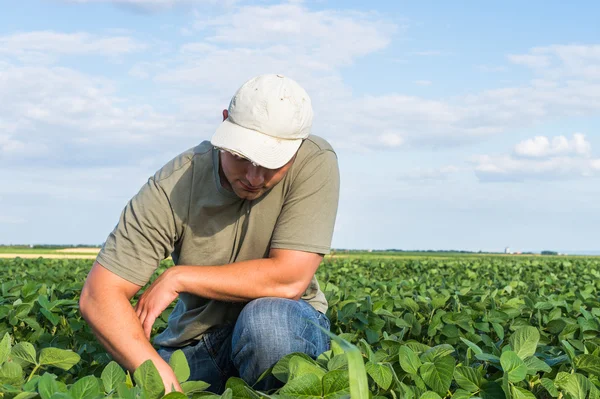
[1,255,600,398]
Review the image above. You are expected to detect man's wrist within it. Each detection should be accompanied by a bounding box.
[168,266,186,294]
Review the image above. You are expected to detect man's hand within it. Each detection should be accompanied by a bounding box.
[134,267,181,340]
[156,363,183,393]
[80,262,184,395]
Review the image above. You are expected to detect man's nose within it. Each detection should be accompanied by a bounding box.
[246,165,265,187]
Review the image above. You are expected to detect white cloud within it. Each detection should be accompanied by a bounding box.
[507,54,551,69]
[474,133,600,182]
[415,80,432,86]
[514,133,591,158]
[0,63,202,169]
[0,31,145,64]
[125,5,600,151]
[377,132,404,147]
[509,44,600,80]
[191,3,398,67]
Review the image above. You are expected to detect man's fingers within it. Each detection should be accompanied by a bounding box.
[138,309,147,330]
[143,314,155,340]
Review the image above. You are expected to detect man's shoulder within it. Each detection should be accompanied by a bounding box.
[300,135,336,155]
[153,141,213,183]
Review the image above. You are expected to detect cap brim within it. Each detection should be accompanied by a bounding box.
[211,119,302,169]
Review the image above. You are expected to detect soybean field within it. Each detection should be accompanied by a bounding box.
[1,255,600,399]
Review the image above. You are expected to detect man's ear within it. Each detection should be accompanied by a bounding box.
[222,109,228,121]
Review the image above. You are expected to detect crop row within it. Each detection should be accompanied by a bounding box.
[1,256,600,398]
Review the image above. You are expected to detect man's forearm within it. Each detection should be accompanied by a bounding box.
[80,289,175,380]
[171,256,308,302]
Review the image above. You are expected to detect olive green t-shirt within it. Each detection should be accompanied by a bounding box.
[96,135,340,347]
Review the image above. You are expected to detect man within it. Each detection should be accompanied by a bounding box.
[79,74,340,394]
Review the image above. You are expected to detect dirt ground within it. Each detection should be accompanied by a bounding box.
[0,253,98,259]
[55,248,101,253]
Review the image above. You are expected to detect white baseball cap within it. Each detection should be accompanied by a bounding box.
[211,74,313,169]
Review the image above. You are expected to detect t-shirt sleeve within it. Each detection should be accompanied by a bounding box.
[96,177,181,286]
[270,150,340,255]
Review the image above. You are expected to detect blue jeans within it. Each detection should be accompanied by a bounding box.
[157,297,331,394]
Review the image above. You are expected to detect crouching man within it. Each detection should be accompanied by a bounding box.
[79,74,340,394]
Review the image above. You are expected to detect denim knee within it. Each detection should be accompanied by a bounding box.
[231,297,330,388]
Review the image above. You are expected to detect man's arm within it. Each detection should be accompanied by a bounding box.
[134,248,323,339]
[79,262,182,392]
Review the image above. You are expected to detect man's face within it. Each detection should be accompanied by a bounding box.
[219,150,295,200]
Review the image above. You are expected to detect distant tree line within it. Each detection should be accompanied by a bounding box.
[0,244,101,249]
[541,250,559,255]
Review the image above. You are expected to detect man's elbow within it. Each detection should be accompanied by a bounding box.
[79,284,93,322]
[278,281,308,301]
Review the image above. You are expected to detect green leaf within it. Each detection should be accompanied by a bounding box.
[39,373,60,399]
[554,371,571,389]
[523,356,551,374]
[365,362,392,390]
[420,391,443,399]
[289,355,326,381]
[180,381,211,395]
[169,350,190,383]
[327,354,348,371]
[590,384,600,399]
[322,370,350,398]
[273,353,314,383]
[475,354,501,364]
[421,344,455,363]
[492,323,504,340]
[510,386,536,399]
[101,361,126,394]
[399,345,422,375]
[40,309,60,326]
[480,381,506,399]
[133,359,164,399]
[278,373,321,398]
[500,351,527,383]
[0,333,10,365]
[220,388,233,399]
[14,392,38,399]
[459,338,483,355]
[117,383,140,399]
[574,354,600,376]
[37,295,53,310]
[69,375,101,399]
[39,348,80,371]
[454,366,482,392]
[162,393,188,399]
[0,361,24,385]
[318,327,369,399]
[224,377,260,399]
[452,389,473,399]
[561,340,576,363]
[23,374,41,392]
[561,373,590,399]
[509,327,539,360]
[540,378,559,398]
[419,356,455,396]
[11,342,37,365]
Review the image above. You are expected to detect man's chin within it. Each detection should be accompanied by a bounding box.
[233,187,265,200]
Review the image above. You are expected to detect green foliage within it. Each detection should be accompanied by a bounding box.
[2,255,600,398]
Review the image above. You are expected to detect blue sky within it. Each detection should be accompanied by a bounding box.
[1,0,599,253]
